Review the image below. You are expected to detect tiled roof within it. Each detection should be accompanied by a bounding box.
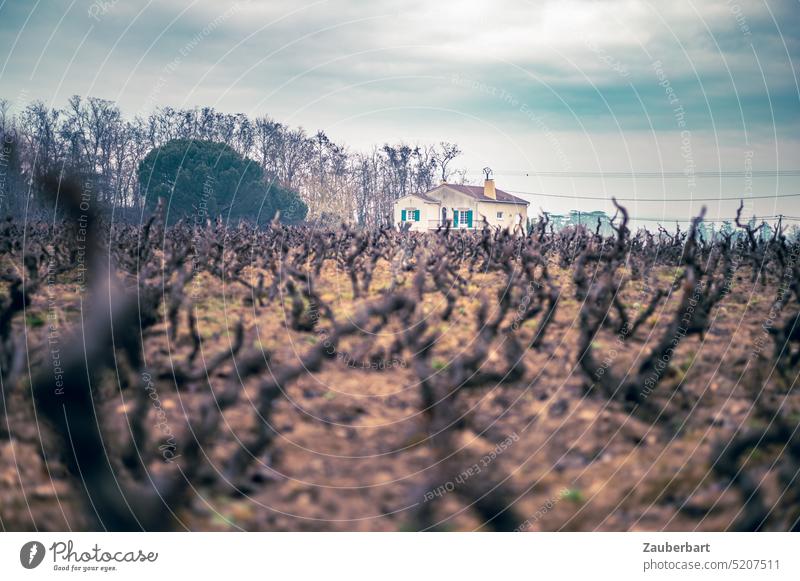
[437,184,529,205]
[400,192,440,203]
[414,192,441,203]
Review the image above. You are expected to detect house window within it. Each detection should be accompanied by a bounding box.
[496,211,504,219]
[403,207,420,222]
[454,209,472,228]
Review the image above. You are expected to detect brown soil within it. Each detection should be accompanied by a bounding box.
[1,263,797,531]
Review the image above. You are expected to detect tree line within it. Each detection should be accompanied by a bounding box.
[0,96,465,225]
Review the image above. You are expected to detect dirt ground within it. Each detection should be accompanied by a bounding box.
[1,261,797,531]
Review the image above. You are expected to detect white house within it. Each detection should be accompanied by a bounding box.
[393,178,529,232]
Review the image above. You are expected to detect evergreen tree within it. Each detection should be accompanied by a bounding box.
[138,139,307,224]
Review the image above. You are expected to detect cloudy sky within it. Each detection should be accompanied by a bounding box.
[1,0,798,224]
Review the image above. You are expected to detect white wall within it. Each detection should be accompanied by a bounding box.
[393,195,440,231]
[435,186,479,228]
[476,201,529,230]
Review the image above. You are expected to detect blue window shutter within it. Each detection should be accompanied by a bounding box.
[453,211,458,226]
[414,210,420,221]
[467,210,473,228]
[401,209,406,222]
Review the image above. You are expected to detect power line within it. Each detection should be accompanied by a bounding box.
[509,191,800,202]
[561,213,800,224]
[479,170,800,178]
[622,215,800,223]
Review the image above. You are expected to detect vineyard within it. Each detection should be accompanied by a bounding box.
[1,177,799,532]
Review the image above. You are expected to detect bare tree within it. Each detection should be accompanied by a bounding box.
[3,96,467,224]
[435,141,461,182]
